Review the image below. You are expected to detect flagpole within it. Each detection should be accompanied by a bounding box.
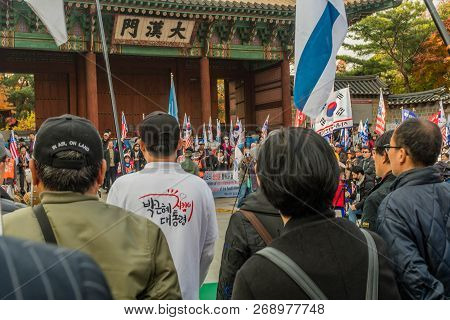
[94,0,125,171]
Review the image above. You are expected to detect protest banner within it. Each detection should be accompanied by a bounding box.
[204,171,240,198]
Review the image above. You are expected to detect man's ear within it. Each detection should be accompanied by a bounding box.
[139,139,146,153]
[398,147,408,166]
[29,159,40,186]
[383,152,390,165]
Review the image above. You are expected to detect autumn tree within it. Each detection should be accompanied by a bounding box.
[341,0,434,93]
[0,73,35,118]
[411,1,450,91]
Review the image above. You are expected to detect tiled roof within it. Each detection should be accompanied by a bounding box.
[388,87,450,107]
[110,0,401,15]
[335,75,389,96]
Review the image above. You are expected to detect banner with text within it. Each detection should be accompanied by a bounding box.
[113,15,195,47]
[204,171,239,198]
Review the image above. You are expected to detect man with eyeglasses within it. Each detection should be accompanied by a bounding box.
[376,119,450,299]
[360,130,395,231]
[361,146,375,181]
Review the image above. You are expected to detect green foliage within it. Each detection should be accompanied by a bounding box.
[0,74,35,118]
[340,0,436,93]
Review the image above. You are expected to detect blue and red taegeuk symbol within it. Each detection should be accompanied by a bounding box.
[326,101,337,118]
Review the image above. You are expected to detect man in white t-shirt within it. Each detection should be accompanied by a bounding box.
[107,111,218,299]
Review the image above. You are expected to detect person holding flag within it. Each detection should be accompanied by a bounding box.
[261,115,270,141]
[208,117,214,144]
[401,108,417,122]
[216,119,222,144]
[168,73,178,122]
[229,119,235,148]
[9,130,19,164]
[121,111,128,139]
[375,88,386,136]
[194,134,199,151]
[361,119,370,148]
[182,113,188,138]
[203,123,208,147]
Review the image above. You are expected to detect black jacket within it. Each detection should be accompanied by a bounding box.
[217,189,283,300]
[361,172,396,231]
[352,176,375,211]
[232,212,400,300]
[376,167,450,299]
[0,236,112,299]
[361,157,375,179]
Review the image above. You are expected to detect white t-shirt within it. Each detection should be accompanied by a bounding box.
[107,162,218,299]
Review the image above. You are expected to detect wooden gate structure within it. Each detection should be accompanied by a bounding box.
[0,0,402,133]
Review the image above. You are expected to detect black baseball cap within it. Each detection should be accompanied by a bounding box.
[139,111,180,155]
[33,114,103,169]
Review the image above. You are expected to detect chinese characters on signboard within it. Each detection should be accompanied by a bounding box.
[113,15,196,47]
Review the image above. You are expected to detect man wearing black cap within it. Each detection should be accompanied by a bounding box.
[3,115,181,300]
[107,111,218,300]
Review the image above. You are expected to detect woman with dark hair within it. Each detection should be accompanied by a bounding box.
[232,127,400,300]
[131,141,146,171]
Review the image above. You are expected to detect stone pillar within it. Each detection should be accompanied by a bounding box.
[200,57,211,125]
[281,54,292,127]
[85,52,99,128]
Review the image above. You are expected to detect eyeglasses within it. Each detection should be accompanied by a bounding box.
[383,144,402,152]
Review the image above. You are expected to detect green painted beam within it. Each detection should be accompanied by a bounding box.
[121,45,186,57]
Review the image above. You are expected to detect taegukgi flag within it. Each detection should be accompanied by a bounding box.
[294,0,348,119]
[314,87,352,137]
[25,0,68,46]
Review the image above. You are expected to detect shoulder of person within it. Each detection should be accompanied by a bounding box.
[102,201,155,227]
[3,205,34,223]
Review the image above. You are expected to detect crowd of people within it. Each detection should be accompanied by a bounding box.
[0,112,449,300]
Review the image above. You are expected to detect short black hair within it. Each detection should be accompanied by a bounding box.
[394,119,442,166]
[139,112,180,157]
[257,127,339,217]
[351,166,364,175]
[375,130,394,156]
[35,150,101,194]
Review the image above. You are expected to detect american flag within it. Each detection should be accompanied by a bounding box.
[9,130,19,161]
[121,111,128,138]
[374,88,386,135]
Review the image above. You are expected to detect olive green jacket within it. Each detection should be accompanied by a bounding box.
[3,192,181,300]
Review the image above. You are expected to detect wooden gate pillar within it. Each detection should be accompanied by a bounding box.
[281,53,292,127]
[200,57,212,125]
[85,52,99,128]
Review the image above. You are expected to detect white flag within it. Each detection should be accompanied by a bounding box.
[293,0,348,119]
[233,146,244,182]
[314,88,352,137]
[25,0,68,46]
